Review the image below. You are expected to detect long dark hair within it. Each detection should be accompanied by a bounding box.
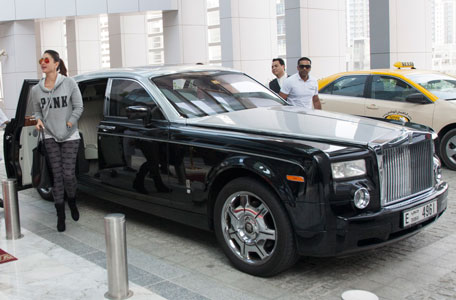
[44,49,68,76]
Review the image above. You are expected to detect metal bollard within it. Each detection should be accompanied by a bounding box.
[2,179,23,240]
[104,213,133,300]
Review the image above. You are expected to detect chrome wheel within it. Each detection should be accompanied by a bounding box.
[221,191,277,264]
[444,135,456,165]
[37,186,53,201]
[440,129,456,170]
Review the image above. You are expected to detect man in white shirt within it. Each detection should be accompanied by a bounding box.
[279,57,321,110]
[269,58,288,94]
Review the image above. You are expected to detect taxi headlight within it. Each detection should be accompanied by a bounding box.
[353,187,370,209]
[331,159,366,179]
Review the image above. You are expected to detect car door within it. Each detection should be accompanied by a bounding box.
[319,75,369,116]
[97,78,172,207]
[4,79,39,189]
[364,75,434,126]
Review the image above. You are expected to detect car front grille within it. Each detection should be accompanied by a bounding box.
[381,138,433,206]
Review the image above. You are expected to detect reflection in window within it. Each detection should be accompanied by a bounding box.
[109,79,163,120]
[321,75,367,97]
[153,72,286,118]
[371,75,417,102]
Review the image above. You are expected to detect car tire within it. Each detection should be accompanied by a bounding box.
[37,186,53,201]
[214,177,298,277]
[440,129,456,170]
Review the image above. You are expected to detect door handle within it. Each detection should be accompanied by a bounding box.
[98,125,116,132]
[366,104,379,110]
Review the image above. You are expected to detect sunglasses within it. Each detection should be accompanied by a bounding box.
[39,57,50,64]
[298,64,311,69]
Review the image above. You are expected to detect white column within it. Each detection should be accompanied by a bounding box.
[35,18,67,75]
[389,0,432,68]
[285,0,346,79]
[108,13,148,68]
[0,21,38,118]
[66,16,102,75]
[163,0,208,65]
[370,0,432,69]
[219,0,277,84]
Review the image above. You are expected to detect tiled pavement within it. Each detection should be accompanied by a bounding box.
[1,140,456,299]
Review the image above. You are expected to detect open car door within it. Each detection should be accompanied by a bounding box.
[4,79,39,190]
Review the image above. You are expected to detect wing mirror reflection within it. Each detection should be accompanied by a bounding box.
[126,105,150,124]
[405,93,428,104]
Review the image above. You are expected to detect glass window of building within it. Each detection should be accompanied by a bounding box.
[209,45,221,61]
[207,0,219,9]
[0,62,3,100]
[277,18,286,35]
[147,11,164,66]
[208,28,221,44]
[276,0,285,16]
[207,10,220,26]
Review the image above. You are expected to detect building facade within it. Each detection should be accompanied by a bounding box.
[0,0,433,118]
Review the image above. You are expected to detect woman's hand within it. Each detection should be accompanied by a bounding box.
[36,119,44,131]
[66,121,73,128]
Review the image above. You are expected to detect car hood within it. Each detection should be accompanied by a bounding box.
[185,106,416,147]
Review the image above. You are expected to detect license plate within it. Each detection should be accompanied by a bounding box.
[402,201,437,227]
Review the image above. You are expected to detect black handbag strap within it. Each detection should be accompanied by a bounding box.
[37,128,47,153]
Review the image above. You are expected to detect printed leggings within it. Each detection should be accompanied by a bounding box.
[44,138,80,205]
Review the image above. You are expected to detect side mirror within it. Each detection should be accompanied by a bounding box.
[405,93,428,104]
[126,105,149,122]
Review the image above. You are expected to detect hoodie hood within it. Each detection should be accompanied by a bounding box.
[38,73,66,92]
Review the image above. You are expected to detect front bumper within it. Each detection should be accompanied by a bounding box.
[295,182,448,257]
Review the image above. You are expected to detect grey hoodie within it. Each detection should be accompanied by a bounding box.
[32,74,84,142]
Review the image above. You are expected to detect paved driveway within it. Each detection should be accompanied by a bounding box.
[2,160,455,300]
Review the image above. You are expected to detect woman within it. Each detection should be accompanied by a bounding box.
[32,50,83,232]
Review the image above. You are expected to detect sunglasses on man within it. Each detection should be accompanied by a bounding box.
[298,64,311,69]
[39,57,50,64]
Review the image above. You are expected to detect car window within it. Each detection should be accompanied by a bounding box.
[370,75,419,102]
[152,71,285,118]
[406,73,456,100]
[109,79,165,120]
[321,75,367,97]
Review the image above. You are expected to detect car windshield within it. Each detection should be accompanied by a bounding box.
[152,71,286,118]
[406,73,456,100]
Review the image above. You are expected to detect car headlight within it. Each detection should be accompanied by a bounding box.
[331,159,366,179]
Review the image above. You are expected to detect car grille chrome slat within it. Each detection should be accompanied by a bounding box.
[381,138,433,206]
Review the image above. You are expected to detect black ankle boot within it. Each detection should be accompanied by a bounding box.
[55,204,66,232]
[67,198,80,221]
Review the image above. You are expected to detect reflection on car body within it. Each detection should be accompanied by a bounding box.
[318,62,456,170]
[4,65,448,277]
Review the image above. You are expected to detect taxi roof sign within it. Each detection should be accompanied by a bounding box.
[394,61,415,69]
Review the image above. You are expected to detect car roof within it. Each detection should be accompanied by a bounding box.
[322,68,443,78]
[321,68,453,83]
[73,65,241,81]
[317,68,450,101]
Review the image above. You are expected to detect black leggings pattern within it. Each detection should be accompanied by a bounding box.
[44,138,80,205]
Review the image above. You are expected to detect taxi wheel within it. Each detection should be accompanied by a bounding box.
[213,177,298,277]
[440,129,456,170]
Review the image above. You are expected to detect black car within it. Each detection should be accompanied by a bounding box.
[4,66,448,276]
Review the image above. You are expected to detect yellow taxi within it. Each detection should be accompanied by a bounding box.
[318,62,456,170]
